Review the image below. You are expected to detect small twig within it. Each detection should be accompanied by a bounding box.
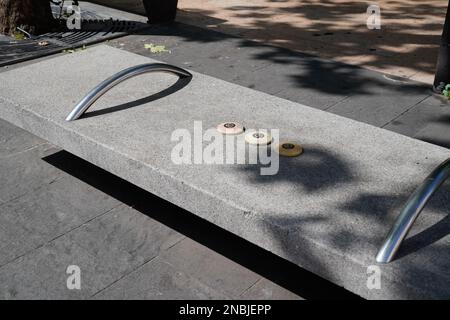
[16,27,31,39]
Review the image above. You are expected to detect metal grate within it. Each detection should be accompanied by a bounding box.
[0,6,148,67]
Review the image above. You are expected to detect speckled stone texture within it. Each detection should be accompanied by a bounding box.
[0,45,449,299]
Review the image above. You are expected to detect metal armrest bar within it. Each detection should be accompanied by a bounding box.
[65,63,192,121]
[376,158,450,263]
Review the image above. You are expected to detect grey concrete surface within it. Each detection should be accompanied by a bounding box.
[0,45,449,299]
[94,257,230,300]
[0,118,44,158]
[0,143,64,203]
[0,116,299,300]
[0,175,120,266]
[159,238,261,298]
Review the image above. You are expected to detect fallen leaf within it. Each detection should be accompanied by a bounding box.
[144,43,170,54]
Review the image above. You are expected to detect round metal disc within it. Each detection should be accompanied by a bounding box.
[245,131,273,145]
[276,142,303,157]
[216,122,245,135]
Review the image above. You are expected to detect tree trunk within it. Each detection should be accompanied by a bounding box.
[0,0,55,36]
[433,0,450,92]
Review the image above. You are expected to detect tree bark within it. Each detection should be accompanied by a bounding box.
[433,0,450,91]
[0,0,55,36]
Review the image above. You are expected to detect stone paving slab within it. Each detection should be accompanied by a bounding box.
[0,118,44,159]
[0,144,64,203]
[0,45,449,299]
[383,96,450,149]
[0,175,120,266]
[326,82,431,127]
[159,238,261,298]
[240,278,302,300]
[0,235,125,299]
[66,204,184,275]
[94,257,230,300]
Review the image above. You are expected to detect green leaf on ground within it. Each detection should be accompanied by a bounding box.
[13,31,26,41]
[443,84,450,99]
[144,43,170,54]
[62,45,86,54]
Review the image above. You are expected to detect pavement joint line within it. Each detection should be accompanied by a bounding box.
[380,94,432,129]
[89,254,160,298]
[0,142,48,160]
[238,277,262,298]
[0,202,123,271]
[163,235,187,252]
[323,95,351,111]
[0,174,66,208]
[156,256,235,299]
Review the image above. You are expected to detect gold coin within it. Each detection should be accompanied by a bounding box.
[276,142,303,157]
[245,130,273,145]
[216,122,245,135]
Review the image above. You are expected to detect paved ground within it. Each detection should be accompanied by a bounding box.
[0,2,449,300]
[107,22,450,148]
[93,0,449,84]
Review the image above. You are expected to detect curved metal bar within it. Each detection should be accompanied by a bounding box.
[376,158,450,263]
[65,63,192,121]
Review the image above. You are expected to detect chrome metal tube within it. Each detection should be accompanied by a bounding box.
[376,158,450,263]
[65,63,192,121]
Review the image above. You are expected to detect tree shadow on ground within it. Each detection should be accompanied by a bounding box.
[176,0,447,81]
[133,21,432,98]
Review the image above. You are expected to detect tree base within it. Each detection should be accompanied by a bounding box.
[0,0,55,36]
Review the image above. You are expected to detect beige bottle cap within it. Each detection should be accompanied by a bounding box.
[245,131,273,145]
[216,122,245,135]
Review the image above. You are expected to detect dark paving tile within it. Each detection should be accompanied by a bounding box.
[0,143,64,202]
[383,96,450,143]
[66,204,184,277]
[0,175,120,267]
[160,238,261,297]
[241,278,302,300]
[0,223,36,268]
[0,236,124,299]
[326,78,431,127]
[0,119,45,158]
[414,122,450,149]
[94,257,230,300]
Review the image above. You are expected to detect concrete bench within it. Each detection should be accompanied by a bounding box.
[1,45,449,299]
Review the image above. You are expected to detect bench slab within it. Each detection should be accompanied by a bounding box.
[1,45,450,299]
